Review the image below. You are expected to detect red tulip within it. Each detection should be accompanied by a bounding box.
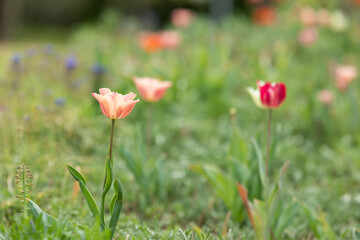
[248,81,286,109]
[92,88,139,119]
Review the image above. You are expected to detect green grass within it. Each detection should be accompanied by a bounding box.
[1,2,360,239]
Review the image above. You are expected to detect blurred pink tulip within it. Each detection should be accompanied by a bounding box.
[317,90,334,105]
[159,31,181,49]
[298,27,318,46]
[317,9,330,26]
[334,65,358,91]
[171,8,194,28]
[92,88,139,119]
[133,77,172,102]
[299,7,317,26]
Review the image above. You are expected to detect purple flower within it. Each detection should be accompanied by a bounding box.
[65,55,77,71]
[91,63,106,76]
[11,53,21,67]
[54,97,66,107]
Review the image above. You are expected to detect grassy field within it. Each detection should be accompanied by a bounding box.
[1,2,360,239]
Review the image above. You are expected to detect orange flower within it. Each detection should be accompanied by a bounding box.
[171,8,194,28]
[132,77,172,102]
[252,6,276,26]
[139,31,181,52]
[139,32,164,53]
[92,88,139,119]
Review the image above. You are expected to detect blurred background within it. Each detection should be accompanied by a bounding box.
[0,0,328,39]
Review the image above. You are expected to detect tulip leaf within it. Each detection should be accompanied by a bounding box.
[109,178,123,239]
[191,164,243,222]
[274,200,298,238]
[67,165,102,228]
[353,228,360,240]
[67,165,86,185]
[103,157,113,195]
[251,138,266,189]
[28,199,58,226]
[109,193,116,215]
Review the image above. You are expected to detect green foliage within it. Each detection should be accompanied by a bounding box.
[302,203,337,240]
[1,2,360,238]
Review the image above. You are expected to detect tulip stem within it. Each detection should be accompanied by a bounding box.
[109,119,115,165]
[266,109,272,183]
[147,103,153,158]
[101,119,115,224]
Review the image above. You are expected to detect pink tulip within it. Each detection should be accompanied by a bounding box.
[92,88,139,119]
[298,27,318,46]
[159,31,181,49]
[299,7,317,26]
[171,8,194,28]
[132,77,172,102]
[317,9,330,26]
[334,65,358,91]
[317,90,334,105]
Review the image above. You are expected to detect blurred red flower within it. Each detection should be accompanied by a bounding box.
[252,6,276,26]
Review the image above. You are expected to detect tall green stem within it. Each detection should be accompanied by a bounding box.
[109,119,115,166]
[146,103,153,157]
[266,110,272,183]
[101,119,115,223]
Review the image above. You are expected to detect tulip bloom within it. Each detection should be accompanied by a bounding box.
[171,8,194,28]
[299,7,317,26]
[92,88,139,119]
[159,31,181,49]
[334,65,357,91]
[248,81,286,109]
[298,27,318,46]
[139,32,164,53]
[317,90,334,105]
[251,6,276,26]
[139,31,181,52]
[132,77,172,102]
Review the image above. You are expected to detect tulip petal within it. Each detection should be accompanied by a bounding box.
[118,100,139,119]
[92,93,109,118]
[247,87,265,109]
[99,88,111,96]
[102,94,114,119]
